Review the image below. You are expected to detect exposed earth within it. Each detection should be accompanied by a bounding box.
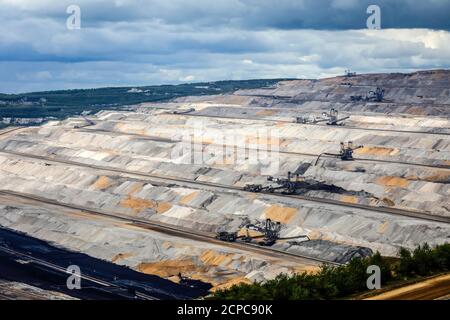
[0,69,449,299]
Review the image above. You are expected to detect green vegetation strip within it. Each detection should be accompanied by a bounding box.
[211,243,450,300]
[0,79,285,120]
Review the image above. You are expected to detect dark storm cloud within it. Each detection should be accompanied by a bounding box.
[0,0,449,93]
[68,0,450,31]
[2,0,449,30]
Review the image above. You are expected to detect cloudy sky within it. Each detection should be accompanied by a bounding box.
[1,0,449,93]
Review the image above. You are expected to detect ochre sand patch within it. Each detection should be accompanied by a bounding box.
[180,191,199,205]
[137,259,205,278]
[200,250,235,267]
[354,146,399,156]
[422,171,450,183]
[120,196,155,213]
[128,182,144,196]
[341,195,359,204]
[156,202,172,213]
[376,176,410,188]
[255,109,276,116]
[137,257,245,291]
[137,254,318,292]
[120,196,171,214]
[92,176,112,190]
[263,205,297,223]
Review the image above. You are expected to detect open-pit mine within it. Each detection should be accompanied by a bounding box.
[0,70,449,299]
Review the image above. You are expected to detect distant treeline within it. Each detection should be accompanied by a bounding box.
[211,243,450,300]
[0,79,285,120]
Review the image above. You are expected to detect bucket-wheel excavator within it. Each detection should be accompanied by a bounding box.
[339,141,363,160]
[216,218,309,246]
[314,141,364,165]
[296,108,350,126]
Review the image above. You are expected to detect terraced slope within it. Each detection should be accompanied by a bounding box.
[0,70,449,290]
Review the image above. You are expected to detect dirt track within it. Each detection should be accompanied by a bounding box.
[366,274,450,300]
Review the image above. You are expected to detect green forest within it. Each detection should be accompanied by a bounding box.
[211,243,450,300]
[0,79,284,121]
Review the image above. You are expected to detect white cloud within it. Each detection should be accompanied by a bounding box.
[0,1,449,92]
[298,54,321,63]
[179,75,195,82]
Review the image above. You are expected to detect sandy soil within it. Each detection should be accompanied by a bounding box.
[366,274,450,300]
